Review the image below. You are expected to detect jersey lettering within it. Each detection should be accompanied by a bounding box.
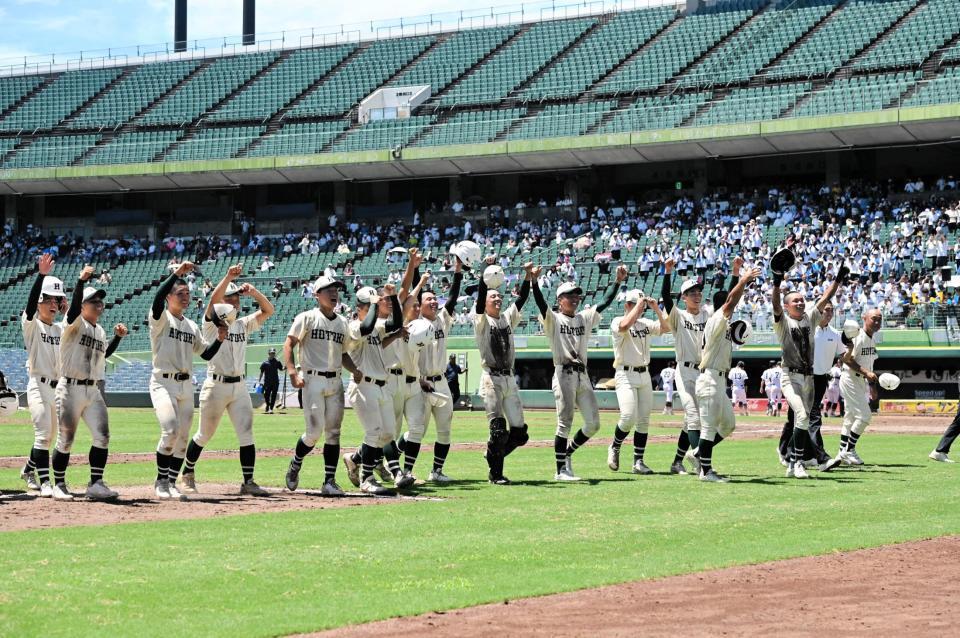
[167,327,196,344]
[310,328,344,343]
[41,333,61,346]
[559,324,585,336]
[79,333,105,353]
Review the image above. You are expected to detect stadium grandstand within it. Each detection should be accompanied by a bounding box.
[0,0,959,399]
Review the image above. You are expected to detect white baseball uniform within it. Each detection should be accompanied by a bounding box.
[824,365,842,404]
[289,308,348,447]
[696,312,736,442]
[384,320,421,440]
[149,309,210,457]
[474,304,524,429]
[660,366,676,404]
[611,314,662,435]
[841,329,878,436]
[56,315,110,453]
[22,309,61,450]
[774,305,822,431]
[764,366,783,406]
[406,307,455,445]
[542,306,602,438]
[193,312,264,449]
[346,318,394,447]
[728,367,748,405]
[668,305,711,433]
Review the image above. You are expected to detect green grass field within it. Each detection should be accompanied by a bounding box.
[1,408,958,637]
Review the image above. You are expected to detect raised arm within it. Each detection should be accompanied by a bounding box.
[515,262,536,311]
[661,257,675,313]
[358,301,379,337]
[721,268,760,319]
[595,264,628,315]
[399,248,423,304]
[443,258,463,315]
[67,265,95,324]
[199,324,227,361]
[816,265,848,313]
[649,296,670,334]
[617,295,645,333]
[532,277,548,318]
[205,263,242,321]
[244,283,275,322]
[154,261,193,320]
[383,285,402,332]
[105,323,128,358]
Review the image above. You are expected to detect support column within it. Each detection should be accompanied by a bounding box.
[825,153,840,185]
[333,181,347,220]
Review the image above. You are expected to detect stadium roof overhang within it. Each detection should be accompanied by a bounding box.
[1,103,958,196]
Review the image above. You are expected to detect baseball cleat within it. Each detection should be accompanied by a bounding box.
[360,476,394,496]
[342,453,360,487]
[284,464,300,491]
[632,460,654,475]
[167,481,183,500]
[179,472,198,494]
[801,458,819,470]
[669,461,688,475]
[374,461,393,483]
[240,480,270,496]
[843,449,864,466]
[52,483,74,500]
[929,450,955,463]
[21,468,40,491]
[155,479,171,500]
[819,457,843,472]
[489,475,512,485]
[777,451,788,467]
[607,445,620,471]
[85,480,119,500]
[395,471,416,489]
[785,464,795,478]
[793,463,810,479]
[320,479,345,496]
[39,481,54,498]
[685,448,701,475]
[428,469,453,483]
[699,469,729,483]
[564,455,576,478]
[553,468,580,483]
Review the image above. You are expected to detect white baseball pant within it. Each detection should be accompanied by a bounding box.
[27,376,57,449]
[150,375,194,457]
[781,371,815,431]
[674,365,702,433]
[405,378,453,445]
[732,387,747,405]
[664,384,674,405]
[55,382,110,453]
[479,371,524,429]
[823,385,841,404]
[614,370,653,434]
[840,374,871,436]
[301,375,345,447]
[348,379,394,447]
[195,379,254,448]
[696,369,736,442]
[387,373,420,440]
[551,366,600,438]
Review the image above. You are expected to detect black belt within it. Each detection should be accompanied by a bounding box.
[389,369,405,376]
[64,378,95,386]
[406,375,417,383]
[37,376,58,388]
[621,366,648,373]
[212,374,243,383]
[561,363,585,373]
[678,361,698,369]
[305,370,337,378]
[706,368,729,377]
[363,376,386,387]
[161,372,191,381]
[487,368,513,376]
[786,367,813,376]
[425,374,443,382]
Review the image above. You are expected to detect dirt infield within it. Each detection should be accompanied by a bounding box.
[309,536,959,638]
[0,483,433,532]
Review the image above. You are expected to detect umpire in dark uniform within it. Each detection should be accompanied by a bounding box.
[445,354,466,407]
[257,348,284,414]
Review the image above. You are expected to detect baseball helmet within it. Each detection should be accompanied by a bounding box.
[483,265,505,289]
[407,318,434,349]
[450,241,482,269]
[0,390,18,418]
[212,303,237,326]
[730,320,752,346]
[770,246,796,275]
[878,373,901,391]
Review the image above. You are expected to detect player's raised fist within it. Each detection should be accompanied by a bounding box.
[38,253,55,275]
[383,283,397,296]
[615,264,629,282]
[227,263,243,279]
[409,248,423,269]
[743,267,762,283]
[664,257,676,273]
[732,255,744,272]
[114,323,128,337]
[175,261,195,276]
[79,265,95,281]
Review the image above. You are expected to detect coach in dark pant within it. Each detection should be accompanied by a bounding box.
[931,413,960,462]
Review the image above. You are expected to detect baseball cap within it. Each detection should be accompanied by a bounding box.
[556,282,583,299]
[40,276,66,298]
[82,287,107,303]
[624,289,642,304]
[212,303,237,326]
[224,282,242,296]
[268,347,277,354]
[313,276,345,292]
[680,279,702,295]
[356,286,380,304]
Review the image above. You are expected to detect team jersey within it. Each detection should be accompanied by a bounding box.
[699,312,732,372]
[668,305,710,365]
[774,305,822,372]
[660,367,676,387]
[542,306,601,366]
[419,308,455,376]
[288,308,348,373]
[60,316,109,381]
[22,312,61,379]
[202,312,263,377]
[762,367,782,389]
[728,368,749,389]
[149,309,208,375]
[347,318,389,380]
[473,304,522,371]
[378,318,402,371]
[611,315,662,368]
[828,366,842,388]
[843,329,878,380]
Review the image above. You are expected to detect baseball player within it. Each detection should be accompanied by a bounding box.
[607,289,668,475]
[728,362,749,416]
[760,361,783,417]
[149,262,226,500]
[834,309,881,466]
[533,264,627,481]
[51,265,127,500]
[257,348,284,413]
[823,359,843,417]
[284,276,357,496]
[930,372,960,462]
[696,268,759,482]
[20,253,66,497]
[340,285,403,494]
[660,361,676,415]
[398,258,463,484]
[177,264,275,496]
[475,260,536,485]
[772,257,846,479]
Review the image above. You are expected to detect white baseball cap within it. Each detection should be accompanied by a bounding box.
[313,276,345,292]
[680,279,703,295]
[625,289,642,304]
[556,282,583,299]
[212,303,237,326]
[40,276,66,298]
[224,282,242,296]
[82,287,107,303]
[356,286,380,304]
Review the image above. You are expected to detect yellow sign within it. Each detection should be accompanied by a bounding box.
[879,400,959,416]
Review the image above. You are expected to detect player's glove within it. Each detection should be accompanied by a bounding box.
[837,265,850,283]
